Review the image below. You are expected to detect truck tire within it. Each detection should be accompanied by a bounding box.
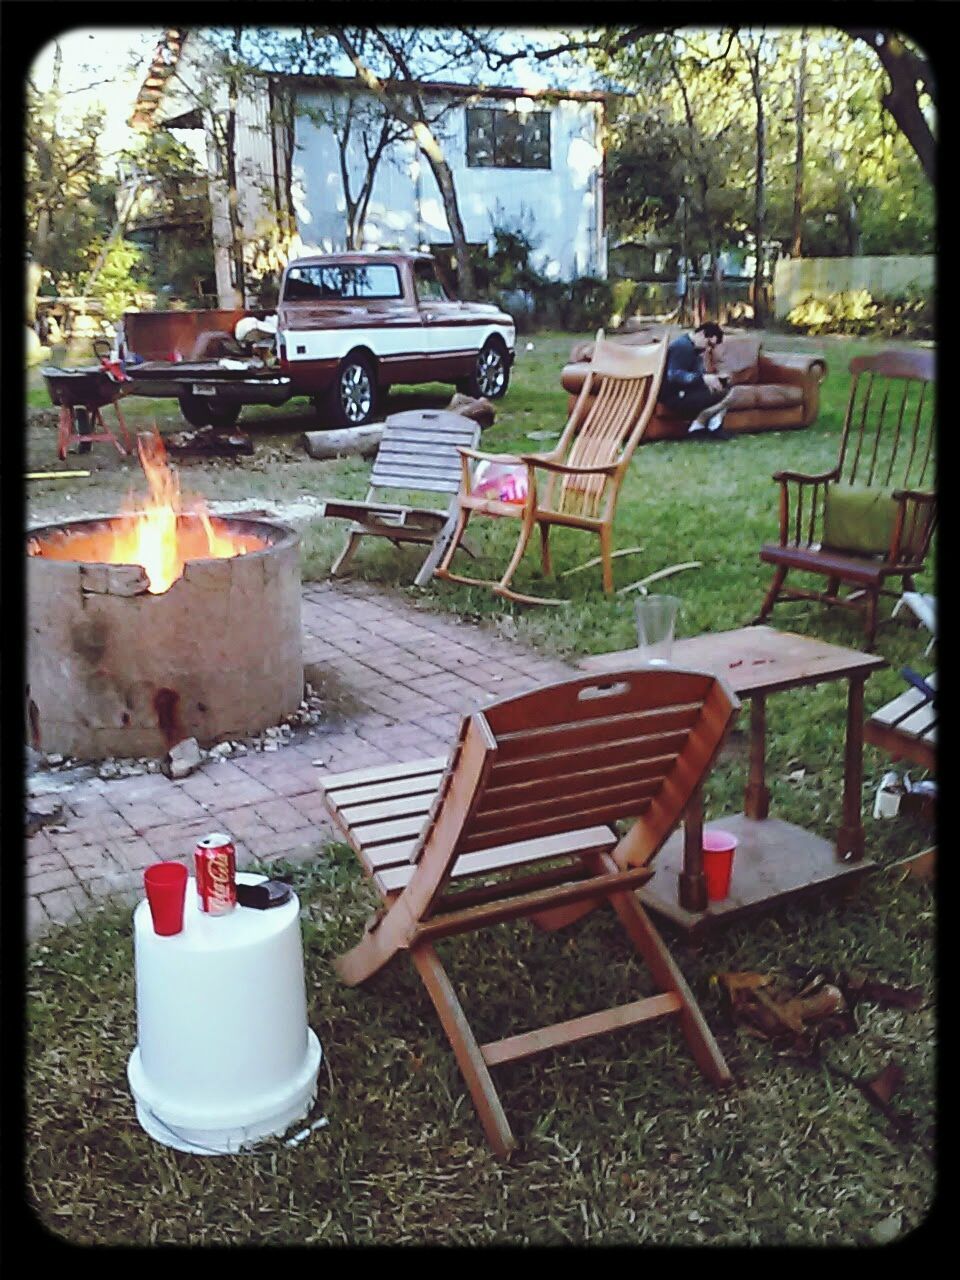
[205,402,242,430]
[179,394,212,427]
[328,351,380,428]
[460,338,510,400]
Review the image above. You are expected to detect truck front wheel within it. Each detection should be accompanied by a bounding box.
[460,338,510,400]
[179,394,212,428]
[329,352,379,427]
[179,395,241,430]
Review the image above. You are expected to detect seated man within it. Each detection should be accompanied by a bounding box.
[659,322,736,440]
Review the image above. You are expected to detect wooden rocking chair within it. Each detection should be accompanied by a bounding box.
[435,333,667,604]
[319,410,480,587]
[318,667,740,1157]
[755,350,936,649]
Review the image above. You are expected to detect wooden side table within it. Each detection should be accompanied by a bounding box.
[580,626,886,940]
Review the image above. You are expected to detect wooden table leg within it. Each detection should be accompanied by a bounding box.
[744,694,770,819]
[837,675,866,863]
[678,784,709,912]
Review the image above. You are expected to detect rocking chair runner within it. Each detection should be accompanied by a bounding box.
[318,667,740,1157]
[755,350,936,649]
[435,333,667,604]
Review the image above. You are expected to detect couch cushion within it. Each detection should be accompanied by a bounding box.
[726,383,803,409]
[822,483,923,557]
[715,335,762,385]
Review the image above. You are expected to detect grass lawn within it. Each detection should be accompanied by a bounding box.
[24,329,935,1246]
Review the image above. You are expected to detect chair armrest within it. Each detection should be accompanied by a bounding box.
[520,454,619,478]
[758,352,828,383]
[772,468,840,485]
[457,446,524,466]
[891,488,936,505]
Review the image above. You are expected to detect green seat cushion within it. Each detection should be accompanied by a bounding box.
[821,483,921,556]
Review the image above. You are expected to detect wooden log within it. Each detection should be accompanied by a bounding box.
[302,424,385,460]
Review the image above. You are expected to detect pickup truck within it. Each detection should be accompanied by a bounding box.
[117,251,516,429]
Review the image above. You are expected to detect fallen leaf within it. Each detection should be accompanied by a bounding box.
[861,1061,905,1108]
[871,1214,903,1245]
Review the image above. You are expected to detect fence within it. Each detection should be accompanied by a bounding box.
[773,256,934,319]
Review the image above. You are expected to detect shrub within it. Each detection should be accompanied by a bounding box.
[786,288,934,339]
[559,276,615,332]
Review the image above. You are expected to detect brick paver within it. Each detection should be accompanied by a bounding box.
[24,581,576,939]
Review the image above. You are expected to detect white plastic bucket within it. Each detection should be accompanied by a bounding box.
[127,872,321,1155]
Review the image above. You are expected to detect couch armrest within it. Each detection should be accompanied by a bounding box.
[757,352,827,429]
[758,352,828,383]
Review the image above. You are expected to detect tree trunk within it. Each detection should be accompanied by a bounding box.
[743,36,768,327]
[302,424,384,459]
[850,30,935,182]
[791,29,808,258]
[416,129,476,299]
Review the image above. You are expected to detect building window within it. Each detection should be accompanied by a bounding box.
[466,106,550,169]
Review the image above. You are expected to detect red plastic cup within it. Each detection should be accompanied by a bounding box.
[143,862,188,936]
[703,829,738,901]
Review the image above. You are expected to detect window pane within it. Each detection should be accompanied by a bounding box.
[524,112,551,168]
[496,111,524,168]
[466,108,495,167]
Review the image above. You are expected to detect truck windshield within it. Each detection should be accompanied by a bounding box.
[283,264,403,302]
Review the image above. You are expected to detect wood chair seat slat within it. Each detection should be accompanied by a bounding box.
[493,699,702,746]
[336,790,439,827]
[482,756,673,809]
[328,770,446,808]
[374,824,619,895]
[472,777,661,834]
[317,668,740,1158]
[321,755,449,794]
[490,745,679,789]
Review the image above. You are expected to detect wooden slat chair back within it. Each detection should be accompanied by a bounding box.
[435,333,667,603]
[320,409,480,587]
[318,667,739,1157]
[755,350,936,649]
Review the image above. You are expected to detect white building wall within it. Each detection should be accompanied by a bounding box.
[292,91,606,282]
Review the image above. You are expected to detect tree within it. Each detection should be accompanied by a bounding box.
[737,30,770,325]
[25,41,110,322]
[330,26,480,298]
[848,29,935,182]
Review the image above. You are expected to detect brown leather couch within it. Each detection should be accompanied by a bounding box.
[560,325,828,443]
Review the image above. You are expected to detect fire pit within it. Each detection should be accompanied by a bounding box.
[26,432,303,759]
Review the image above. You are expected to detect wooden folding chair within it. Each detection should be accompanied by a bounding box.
[319,409,480,587]
[318,667,740,1157]
[434,332,667,604]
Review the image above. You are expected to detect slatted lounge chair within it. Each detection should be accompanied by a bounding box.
[317,667,740,1157]
[319,409,480,587]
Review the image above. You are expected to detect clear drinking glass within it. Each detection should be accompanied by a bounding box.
[635,594,680,665]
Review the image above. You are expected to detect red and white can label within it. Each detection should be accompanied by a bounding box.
[195,833,237,915]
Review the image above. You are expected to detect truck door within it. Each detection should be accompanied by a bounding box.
[413,258,477,382]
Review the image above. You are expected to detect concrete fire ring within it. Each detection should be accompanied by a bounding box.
[26,515,304,760]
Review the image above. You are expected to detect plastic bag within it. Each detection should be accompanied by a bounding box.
[472,460,528,504]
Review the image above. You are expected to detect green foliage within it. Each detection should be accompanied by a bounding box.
[83,239,150,323]
[786,290,934,339]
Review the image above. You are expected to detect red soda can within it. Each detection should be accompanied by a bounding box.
[194,833,237,915]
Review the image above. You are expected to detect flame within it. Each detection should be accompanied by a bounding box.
[37,429,264,593]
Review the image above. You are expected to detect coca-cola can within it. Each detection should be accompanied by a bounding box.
[194,833,237,915]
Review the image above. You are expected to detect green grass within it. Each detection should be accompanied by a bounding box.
[25,329,936,1245]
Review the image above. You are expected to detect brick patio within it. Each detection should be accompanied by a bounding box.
[25,581,575,939]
